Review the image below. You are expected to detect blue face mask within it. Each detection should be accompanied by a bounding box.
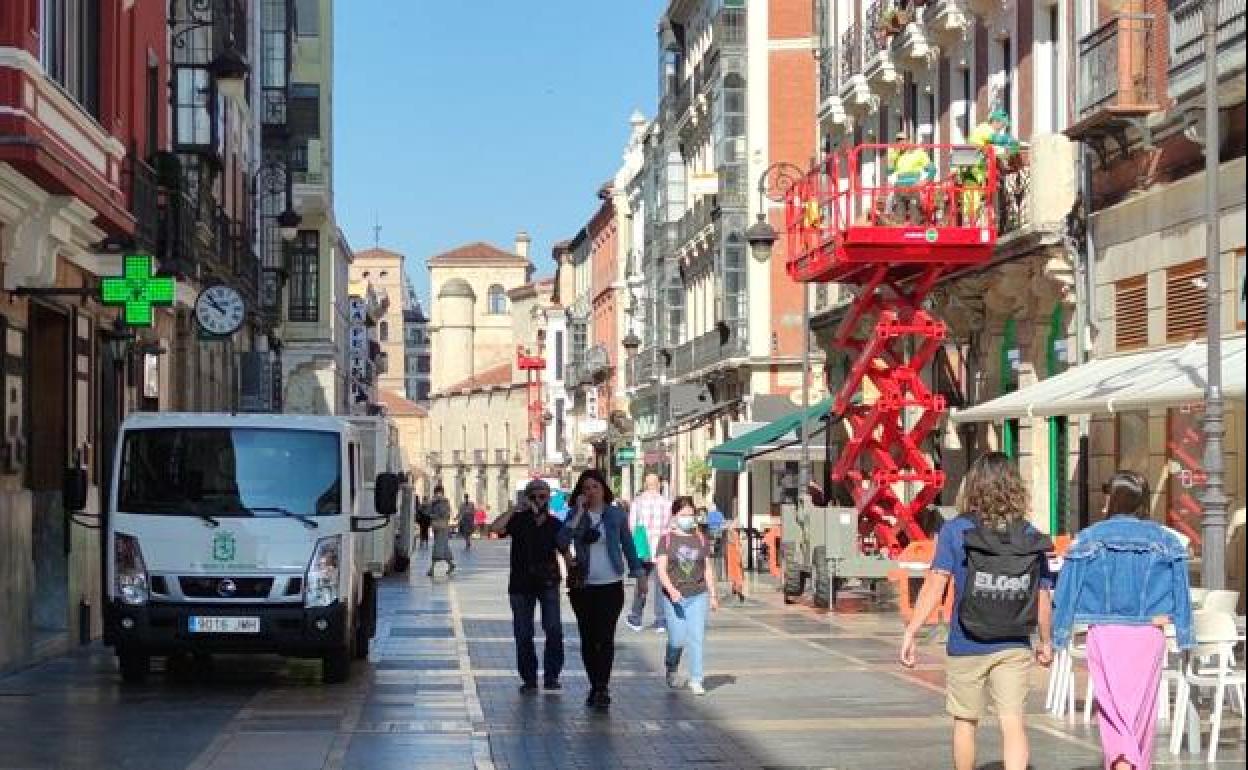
[675,515,696,533]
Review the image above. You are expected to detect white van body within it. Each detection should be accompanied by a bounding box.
[345,415,402,576]
[102,413,388,684]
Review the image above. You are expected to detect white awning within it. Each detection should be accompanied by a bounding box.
[951,336,1246,423]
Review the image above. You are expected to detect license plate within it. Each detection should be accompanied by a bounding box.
[189,616,260,634]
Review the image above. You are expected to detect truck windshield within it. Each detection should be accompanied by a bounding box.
[118,428,342,517]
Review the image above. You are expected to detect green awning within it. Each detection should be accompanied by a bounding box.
[708,398,833,473]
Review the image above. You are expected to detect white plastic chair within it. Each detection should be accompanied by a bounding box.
[1189,587,1209,609]
[1046,624,1092,721]
[1202,589,1239,615]
[1169,611,1248,762]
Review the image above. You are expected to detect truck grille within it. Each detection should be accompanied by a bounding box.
[178,576,274,599]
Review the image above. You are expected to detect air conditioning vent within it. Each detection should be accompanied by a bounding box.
[1114,276,1147,351]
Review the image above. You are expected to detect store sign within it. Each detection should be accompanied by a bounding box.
[100,255,176,327]
[615,445,637,464]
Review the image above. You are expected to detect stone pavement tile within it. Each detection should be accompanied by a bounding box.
[342,733,474,770]
[200,732,336,770]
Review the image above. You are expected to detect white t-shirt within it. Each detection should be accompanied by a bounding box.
[585,510,624,586]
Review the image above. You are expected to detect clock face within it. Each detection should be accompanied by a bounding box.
[194,285,246,336]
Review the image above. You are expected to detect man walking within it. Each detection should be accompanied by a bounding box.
[415,495,431,550]
[626,473,670,632]
[458,494,476,550]
[490,479,565,694]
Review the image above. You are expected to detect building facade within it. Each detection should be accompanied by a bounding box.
[425,237,548,513]
[624,0,819,509]
[403,282,431,405]
[1067,0,1245,567]
[350,248,407,398]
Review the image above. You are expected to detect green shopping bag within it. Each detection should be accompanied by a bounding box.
[632,524,652,562]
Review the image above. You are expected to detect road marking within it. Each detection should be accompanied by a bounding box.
[448,580,495,770]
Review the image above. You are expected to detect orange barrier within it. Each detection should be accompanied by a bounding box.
[724,528,745,599]
[887,540,954,626]
[763,526,783,578]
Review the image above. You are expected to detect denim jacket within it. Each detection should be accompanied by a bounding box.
[1052,515,1195,649]
[558,504,644,581]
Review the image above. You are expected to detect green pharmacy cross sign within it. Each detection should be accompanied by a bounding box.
[100,255,176,327]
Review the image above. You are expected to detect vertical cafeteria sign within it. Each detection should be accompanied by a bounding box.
[348,296,369,413]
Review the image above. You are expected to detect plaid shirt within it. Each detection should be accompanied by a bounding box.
[629,491,670,559]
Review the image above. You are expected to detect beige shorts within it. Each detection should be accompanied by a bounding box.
[945,648,1033,720]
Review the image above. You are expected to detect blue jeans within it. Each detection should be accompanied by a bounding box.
[510,588,564,685]
[663,591,709,684]
[627,562,667,629]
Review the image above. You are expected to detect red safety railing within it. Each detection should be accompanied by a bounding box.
[785,143,1001,284]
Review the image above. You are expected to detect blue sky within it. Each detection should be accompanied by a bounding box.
[334,0,666,306]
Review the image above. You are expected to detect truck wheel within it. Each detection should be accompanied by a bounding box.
[118,651,150,684]
[782,558,807,604]
[812,547,832,609]
[353,604,370,660]
[322,647,351,684]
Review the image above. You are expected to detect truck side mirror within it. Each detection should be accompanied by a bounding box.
[63,466,89,513]
[374,472,400,517]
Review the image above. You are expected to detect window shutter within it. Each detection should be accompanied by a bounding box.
[1115,276,1147,351]
[1166,260,1206,343]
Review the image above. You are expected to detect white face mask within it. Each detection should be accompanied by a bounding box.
[675,515,696,533]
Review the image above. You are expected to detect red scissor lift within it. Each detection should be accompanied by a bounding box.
[785,144,999,557]
[517,346,547,472]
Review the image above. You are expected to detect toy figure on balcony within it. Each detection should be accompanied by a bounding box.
[886,130,936,224]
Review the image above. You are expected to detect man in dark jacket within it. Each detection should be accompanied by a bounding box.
[490,479,565,693]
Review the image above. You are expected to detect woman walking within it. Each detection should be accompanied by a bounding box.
[560,469,643,710]
[656,496,719,695]
[1053,471,1195,770]
[427,486,456,577]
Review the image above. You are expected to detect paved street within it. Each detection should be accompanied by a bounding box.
[0,540,1242,770]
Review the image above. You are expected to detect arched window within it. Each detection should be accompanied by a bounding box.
[379,321,389,341]
[487,284,507,314]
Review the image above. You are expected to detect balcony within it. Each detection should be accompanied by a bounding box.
[892,7,938,73]
[994,134,1078,255]
[817,46,849,132]
[712,4,747,48]
[674,196,718,262]
[427,451,442,467]
[667,327,749,381]
[1067,13,1160,147]
[494,448,509,465]
[451,449,466,466]
[925,0,975,58]
[585,344,612,383]
[838,23,877,120]
[1168,0,1247,105]
[863,0,902,93]
[473,449,487,466]
[127,155,160,256]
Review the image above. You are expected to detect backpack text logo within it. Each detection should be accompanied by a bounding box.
[972,572,1031,600]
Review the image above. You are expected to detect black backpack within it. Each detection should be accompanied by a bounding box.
[958,518,1053,642]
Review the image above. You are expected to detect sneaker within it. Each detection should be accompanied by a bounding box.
[543,679,562,691]
[666,670,681,689]
[589,689,611,709]
[426,568,434,577]
[654,625,666,634]
[688,681,706,696]
[625,618,643,632]
[447,563,456,575]
[519,682,539,695]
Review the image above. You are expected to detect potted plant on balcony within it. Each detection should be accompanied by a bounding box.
[879,5,912,38]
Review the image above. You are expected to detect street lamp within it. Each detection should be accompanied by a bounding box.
[277,208,302,242]
[622,330,641,354]
[752,161,815,491]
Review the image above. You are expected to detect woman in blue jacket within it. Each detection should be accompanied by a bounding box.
[560,469,644,710]
[1053,471,1195,770]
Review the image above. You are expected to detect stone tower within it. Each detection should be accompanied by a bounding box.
[434,278,476,392]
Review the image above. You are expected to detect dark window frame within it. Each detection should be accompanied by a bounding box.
[288,229,320,322]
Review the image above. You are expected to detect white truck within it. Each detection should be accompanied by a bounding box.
[65,413,401,684]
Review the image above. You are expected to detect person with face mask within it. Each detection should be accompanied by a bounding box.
[655,496,720,696]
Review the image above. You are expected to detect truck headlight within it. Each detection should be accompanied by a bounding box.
[114,533,149,606]
[305,535,341,608]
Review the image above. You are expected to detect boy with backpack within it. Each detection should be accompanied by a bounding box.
[899,453,1054,770]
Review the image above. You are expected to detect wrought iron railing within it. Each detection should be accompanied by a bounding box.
[1169,0,1246,86]
[818,46,838,100]
[864,0,888,61]
[127,154,160,255]
[997,149,1032,237]
[1076,13,1156,119]
[840,23,861,80]
[667,328,748,380]
[713,5,747,46]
